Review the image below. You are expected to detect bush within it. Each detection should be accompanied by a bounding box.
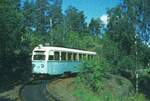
[75,74,147,101]
[125,93,148,101]
[79,56,111,92]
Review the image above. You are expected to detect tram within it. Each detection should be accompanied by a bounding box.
[32,44,96,76]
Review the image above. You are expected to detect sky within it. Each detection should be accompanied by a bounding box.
[62,0,122,23]
[21,0,122,24]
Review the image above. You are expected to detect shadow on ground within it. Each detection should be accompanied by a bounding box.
[0,72,31,94]
[0,97,16,101]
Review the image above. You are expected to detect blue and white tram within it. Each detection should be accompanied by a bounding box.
[32,44,96,76]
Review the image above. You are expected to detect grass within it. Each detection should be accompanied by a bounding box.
[74,84,100,101]
[73,83,121,101]
[73,75,148,101]
[73,83,148,101]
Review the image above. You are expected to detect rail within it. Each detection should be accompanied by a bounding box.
[19,77,64,101]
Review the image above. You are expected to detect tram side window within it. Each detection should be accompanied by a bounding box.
[68,53,72,61]
[91,55,94,59]
[83,54,86,59]
[54,52,59,60]
[48,55,53,60]
[92,55,94,59]
[61,52,66,60]
[73,53,77,61]
[79,54,82,60]
[88,55,91,59]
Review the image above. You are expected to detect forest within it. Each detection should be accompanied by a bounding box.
[0,0,150,100]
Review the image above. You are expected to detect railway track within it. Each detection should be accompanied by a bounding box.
[19,77,66,101]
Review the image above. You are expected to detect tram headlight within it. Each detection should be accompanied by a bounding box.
[41,64,44,68]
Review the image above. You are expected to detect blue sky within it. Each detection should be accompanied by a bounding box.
[62,0,122,23]
[21,0,122,23]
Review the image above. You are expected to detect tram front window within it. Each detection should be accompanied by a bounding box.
[33,54,45,60]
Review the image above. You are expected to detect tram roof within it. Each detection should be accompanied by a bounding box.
[33,45,96,55]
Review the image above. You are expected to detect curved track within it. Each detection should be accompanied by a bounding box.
[20,76,75,101]
[20,77,63,101]
[20,80,49,101]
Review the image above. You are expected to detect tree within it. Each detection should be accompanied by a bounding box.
[125,0,150,44]
[0,0,22,58]
[23,0,36,32]
[50,4,63,30]
[65,6,87,34]
[0,0,24,79]
[106,0,150,77]
[49,0,63,30]
[89,18,102,36]
[34,0,50,34]
[107,5,135,55]
[48,0,65,46]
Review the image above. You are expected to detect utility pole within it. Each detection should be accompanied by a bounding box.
[135,34,138,92]
[50,18,53,45]
[63,16,66,45]
[136,72,139,92]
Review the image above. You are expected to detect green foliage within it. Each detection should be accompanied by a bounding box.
[79,56,111,92]
[0,0,22,56]
[75,75,146,101]
[23,0,35,32]
[0,0,31,84]
[89,18,103,36]
[0,0,21,57]
[119,55,143,70]
[51,4,63,30]
[80,36,97,49]
[74,84,101,101]
[100,34,120,67]
[137,44,150,67]
[25,33,45,48]
[34,0,50,34]
[107,8,135,55]
[64,31,81,48]
[65,6,87,34]
[125,93,148,101]
[106,0,150,78]
[1,0,150,100]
